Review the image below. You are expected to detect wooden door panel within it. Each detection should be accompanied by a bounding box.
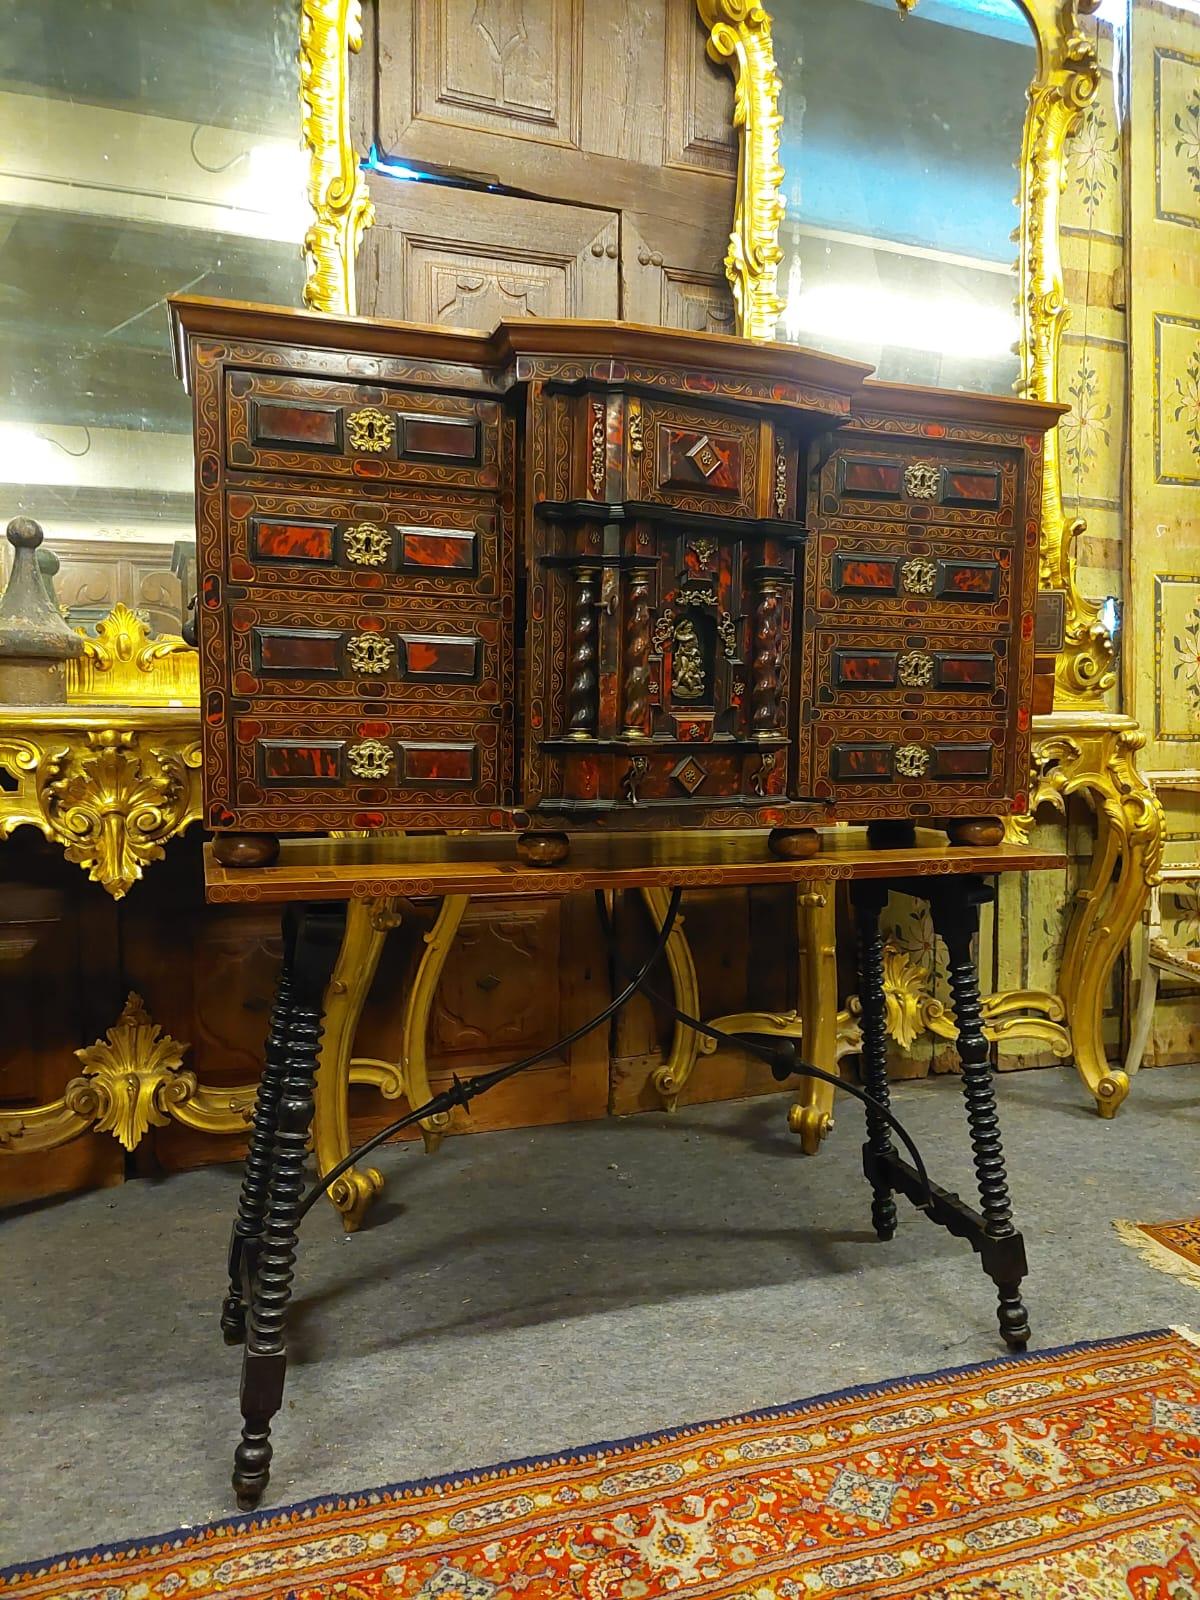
[621,212,734,331]
[359,183,619,324]
[412,0,579,148]
[367,0,734,229]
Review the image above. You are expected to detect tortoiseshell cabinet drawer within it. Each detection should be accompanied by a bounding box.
[171,297,1063,851]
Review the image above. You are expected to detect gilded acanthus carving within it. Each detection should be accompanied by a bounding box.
[300,0,374,317]
[0,710,203,898]
[1005,711,1164,1115]
[694,2,786,340]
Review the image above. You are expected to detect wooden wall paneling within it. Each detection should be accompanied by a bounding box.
[0,839,125,1206]
[358,182,620,324]
[29,537,186,634]
[621,211,734,332]
[365,0,734,231]
[344,891,610,1147]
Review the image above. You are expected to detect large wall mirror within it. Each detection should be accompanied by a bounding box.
[770,0,1035,394]
[0,0,306,631]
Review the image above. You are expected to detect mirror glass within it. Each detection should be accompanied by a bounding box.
[770,0,1036,394]
[0,0,304,634]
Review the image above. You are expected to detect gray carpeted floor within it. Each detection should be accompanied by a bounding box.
[3,1064,1200,1568]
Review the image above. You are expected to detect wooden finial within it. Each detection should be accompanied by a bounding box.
[0,517,83,705]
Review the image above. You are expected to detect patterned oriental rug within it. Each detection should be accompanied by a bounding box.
[6,1330,1200,1600]
[1116,1217,1200,1291]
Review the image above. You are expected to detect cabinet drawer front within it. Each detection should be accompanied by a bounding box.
[813,532,1014,623]
[214,710,510,827]
[810,628,1009,711]
[225,370,502,489]
[626,397,761,519]
[227,600,505,707]
[800,712,1015,813]
[817,437,1022,533]
[224,489,502,600]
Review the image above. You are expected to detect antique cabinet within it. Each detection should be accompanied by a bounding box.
[170,298,1061,858]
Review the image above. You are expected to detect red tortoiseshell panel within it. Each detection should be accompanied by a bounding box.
[934,744,993,778]
[252,402,339,448]
[401,529,476,572]
[663,429,742,493]
[943,468,1002,507]
[936,653,996,688]
[938,561,1000,599]
[401,743,477,782]
[841,458,904,498]
[256,629,342,674]
[399,635,480,680]
[834,556,900,594]
[259,741,343,782]
[832,745,893,781]
[253,520,335,562]
[402,416,479,460]
[835,651,899,687]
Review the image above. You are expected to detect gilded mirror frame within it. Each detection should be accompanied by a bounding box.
[301,0,1112,705]
[694,0,1112,708]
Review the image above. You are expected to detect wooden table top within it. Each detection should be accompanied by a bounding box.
[204,829,1064,904]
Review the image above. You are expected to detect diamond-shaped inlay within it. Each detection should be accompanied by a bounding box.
[823,1465,901,1524]
[670,755,708,795]
[686,435,724,480]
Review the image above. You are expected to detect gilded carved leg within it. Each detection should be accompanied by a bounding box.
[398,894,468,1152]
[641,886,703,1108]
[707,887,845,1154]
[312,893,469,1232]
[312,895,398,1232]
[787,887,839,1153]
[1012,714,1164,1119]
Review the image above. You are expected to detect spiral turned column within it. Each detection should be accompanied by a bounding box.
[566,564,600,740]
[851,880,897,1241]
[221,957,295,1345]
[929,879,1030,1349]
[750,574,785,739]
[232,903,343,1510]
[622,567,652,738]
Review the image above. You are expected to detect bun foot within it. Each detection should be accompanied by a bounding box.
[867,820,916,850]
[944,817,1005,848]
[768,827,820,860]
[213,832,280,868]
[517,831,570,866]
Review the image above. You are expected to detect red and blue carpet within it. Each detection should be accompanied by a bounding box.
[4,1329,1200,1599]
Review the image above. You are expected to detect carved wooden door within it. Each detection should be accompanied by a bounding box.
[351,0,736,331]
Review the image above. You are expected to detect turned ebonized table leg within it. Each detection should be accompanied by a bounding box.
[926,878,1030,1350]
[851,880,898,1241]
[222,933,296,1344]
[232,902,345,1511]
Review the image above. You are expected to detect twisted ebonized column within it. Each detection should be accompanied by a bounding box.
[233,904,344,1510]
[221,957,295,1344]
[928,880,1030,1349]
[622,568,652,738]
[851,880,897,1240]
[566,565,600,740]
[750,577,783,738]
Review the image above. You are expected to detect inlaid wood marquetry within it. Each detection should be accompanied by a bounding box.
[170,297,1063,847]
